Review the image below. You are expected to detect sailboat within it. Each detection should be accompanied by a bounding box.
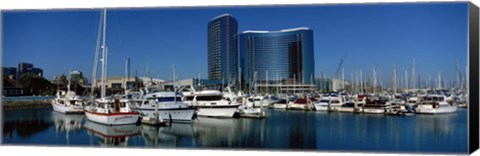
[84,9,140,126]
[51,73,85,114]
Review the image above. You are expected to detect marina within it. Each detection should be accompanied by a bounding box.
[2,107,468,153]
[1,3,473,155]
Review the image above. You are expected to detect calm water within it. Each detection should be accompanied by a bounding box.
[2,107,468,154]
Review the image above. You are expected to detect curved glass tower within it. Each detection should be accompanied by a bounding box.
[207,14,238,85]
[240,27,315,88]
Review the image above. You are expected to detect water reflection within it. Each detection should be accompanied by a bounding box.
[411,112,467,153]
[51,112,84,145]
[415,113,457,135]
[192,117,242,147]
[311,110,467,153]
[3,109,53,140]
[140,123,197,147]
[1,108,467,153]
[83,121,140,147]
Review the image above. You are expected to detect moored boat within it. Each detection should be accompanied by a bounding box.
[137,91,197,123]
[314,93,344,111]
[184,89,240,118]
[51,90,85,114]
[84,9,140,126]
[84,98,140,126]
[362,95,389,114]
[51,74,84,114]
[289,96,316,111]
[247,95,273,108]
[415,94,458,114]
[272,99,292,109]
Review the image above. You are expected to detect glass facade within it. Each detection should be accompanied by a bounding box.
[207,14,238,85]
[240,27,315,88]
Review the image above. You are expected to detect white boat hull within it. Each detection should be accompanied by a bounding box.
[138,108,196,123]
[196,106,238,118]
[289,103,308,110]
[236,107,265,118]
[415,106,458,114]
[313,103,342,111]
[337,107,354,112]
[52,102,84,114]
[85,111,140,125]
[253,103,271,108]
[272,103,288,109]
[362,108,385,114]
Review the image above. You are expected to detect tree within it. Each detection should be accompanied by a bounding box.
[71,73,87,86]
[54,74,68,86]
[18,73,55,96]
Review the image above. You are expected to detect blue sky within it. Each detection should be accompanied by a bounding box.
[2,2,468,85]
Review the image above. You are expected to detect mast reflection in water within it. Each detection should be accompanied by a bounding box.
[2,108,468,154]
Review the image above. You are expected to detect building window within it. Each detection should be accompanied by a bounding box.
[111,83,122,89]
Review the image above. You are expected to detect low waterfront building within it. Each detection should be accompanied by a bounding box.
[163,78,224,91]
[94,77,144,93]
[317,78,347,92]
[3,76,24,96]
[253,83,316,94]
[137,77,165,87]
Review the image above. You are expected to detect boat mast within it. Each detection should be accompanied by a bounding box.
[124,58,129,92]
[404,70,408,92]
[266,70,268,95]
[239,67,242,93]
[100,8,107,99]
[254,71,257,95]
[360,69,363,94]
[67,72,71,92]
[173,64,177,103]
[342,68,345,91]
[412,58,416,90]
[373,66,376,94]
[90,10,104,101]
[276,73,279,95]
[392,64,397,94]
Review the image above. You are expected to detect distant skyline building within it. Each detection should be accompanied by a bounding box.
[207,14,238,85]
[17,62,43,78]
[240,27,315,88]
[17,62,33,78]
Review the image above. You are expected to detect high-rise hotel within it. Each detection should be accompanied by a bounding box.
[239,27,315,88]
[207,14,238,84]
